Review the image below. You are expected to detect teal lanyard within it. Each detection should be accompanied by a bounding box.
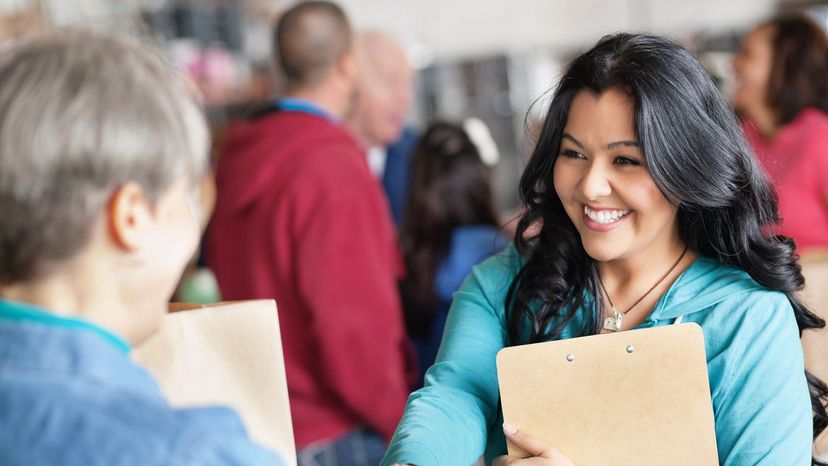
[270,97,339,122]
[0,299,130,353]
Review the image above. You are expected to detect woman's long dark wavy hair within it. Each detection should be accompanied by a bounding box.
[400,122,499,338]
[506,33,828,454]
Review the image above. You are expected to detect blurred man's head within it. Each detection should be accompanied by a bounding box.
[0,30,209,344]
[348,31,414,147]
[274,1,356,96]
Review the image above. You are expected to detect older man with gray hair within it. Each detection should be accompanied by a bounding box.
[347,31,417,225]
[0,30,282,466]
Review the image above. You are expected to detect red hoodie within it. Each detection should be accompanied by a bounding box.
[206,109,413,447]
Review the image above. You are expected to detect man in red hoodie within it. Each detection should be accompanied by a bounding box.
[206,3,413,465]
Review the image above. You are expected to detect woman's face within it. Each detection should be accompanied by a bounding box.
[732,25,774,114]
[553,88,680,263]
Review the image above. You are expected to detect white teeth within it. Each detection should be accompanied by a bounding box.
[583,206,630,225]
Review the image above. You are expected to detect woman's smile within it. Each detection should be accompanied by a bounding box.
[582,204,632,231]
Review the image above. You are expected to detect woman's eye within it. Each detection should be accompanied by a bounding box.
[614,156,642,166]
[560,149,585,159]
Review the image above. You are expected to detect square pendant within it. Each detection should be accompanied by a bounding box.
[603,315,622,332]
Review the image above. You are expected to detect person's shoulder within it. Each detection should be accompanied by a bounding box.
[387,126,420,156]
[795,108,828,145]
[673,260,800,388]
[799,107,828,126]
[451,225,509,254]
[435,226,509,299]
[284,120,363,165]
[225,111,357,148]
[693,257,789,305]
[663,257,788,321]
[473,242,523,275]
[676,257,795,333]
[261,120,367,185]
[261,114,361,151]
[698,256,759,286]
[0,326,280,464]
[723,281,793,320]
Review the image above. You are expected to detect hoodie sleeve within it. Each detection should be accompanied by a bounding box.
[290,144,411,441]
[382,248,520,466]
[712,290,813,465]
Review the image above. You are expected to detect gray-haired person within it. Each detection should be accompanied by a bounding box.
[0,30,283,465]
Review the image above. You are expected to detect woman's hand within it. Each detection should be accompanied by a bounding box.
[492,423,574,466]
[391,423,573,466]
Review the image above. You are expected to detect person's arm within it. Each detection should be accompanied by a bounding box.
[381,251,519,466]
[713,291,812,465]
[293,150,410,440]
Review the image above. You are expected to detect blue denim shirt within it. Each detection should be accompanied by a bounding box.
[0,299,283,466]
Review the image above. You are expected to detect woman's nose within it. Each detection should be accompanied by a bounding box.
[579,162,612,201]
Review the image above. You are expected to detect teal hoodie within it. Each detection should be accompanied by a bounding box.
[382,245,812,465]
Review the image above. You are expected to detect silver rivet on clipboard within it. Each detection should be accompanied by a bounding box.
[566,353,575,362]
[626,345,635,353]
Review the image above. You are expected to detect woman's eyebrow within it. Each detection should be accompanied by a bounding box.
[607,140,640,149]
[562,133,584,148]
[562,132,639,150]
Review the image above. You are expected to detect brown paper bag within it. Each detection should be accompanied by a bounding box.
[133,300,296,466]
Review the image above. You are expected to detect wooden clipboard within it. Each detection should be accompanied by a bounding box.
[496,323,718,465]
[133,300,296,466]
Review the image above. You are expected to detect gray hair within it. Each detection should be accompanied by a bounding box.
[0,29,209,284]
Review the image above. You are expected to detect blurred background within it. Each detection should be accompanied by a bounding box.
[4,0,827,213]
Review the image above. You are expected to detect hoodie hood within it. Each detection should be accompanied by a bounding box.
[213,111,362,215]
[647,256,763,321]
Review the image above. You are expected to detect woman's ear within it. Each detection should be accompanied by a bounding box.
[107,182,153,252]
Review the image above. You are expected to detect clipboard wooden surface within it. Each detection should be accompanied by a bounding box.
[133,300,296,466]
[496,323,717,465]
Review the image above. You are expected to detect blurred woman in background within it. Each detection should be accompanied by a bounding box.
[732,13,828,253]
[733,17,828,450]
[398,120,507,388]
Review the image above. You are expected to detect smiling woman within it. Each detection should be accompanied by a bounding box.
[552,89,688,332]
[381,33,826,466]
[554,90,679,263]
